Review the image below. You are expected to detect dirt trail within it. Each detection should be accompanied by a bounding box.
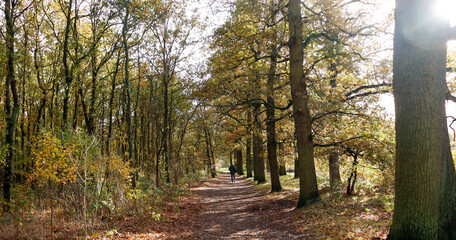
[169,172,311,239]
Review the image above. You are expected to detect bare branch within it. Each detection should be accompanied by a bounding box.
[345,82,391,98]
[314,136,365,147]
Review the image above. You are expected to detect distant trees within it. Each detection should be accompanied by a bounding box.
[388,0,456,238]
[202,0,291,190]
[0,0,396,222]
[0,0,210,213]
[202,0,392,202]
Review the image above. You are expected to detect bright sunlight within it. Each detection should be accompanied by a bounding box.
[434,0,456,25]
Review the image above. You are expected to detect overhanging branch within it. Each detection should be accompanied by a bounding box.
[313,136,365,147]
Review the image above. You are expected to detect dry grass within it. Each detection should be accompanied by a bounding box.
[244,172,393,239]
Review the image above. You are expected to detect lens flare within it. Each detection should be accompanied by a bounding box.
[434,0,456,24]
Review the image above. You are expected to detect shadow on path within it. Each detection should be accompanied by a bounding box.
[169,173,312,239]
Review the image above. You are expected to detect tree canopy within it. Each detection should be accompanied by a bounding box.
[2,0,455,238]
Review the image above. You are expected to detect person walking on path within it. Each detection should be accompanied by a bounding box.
[229,164,237,183]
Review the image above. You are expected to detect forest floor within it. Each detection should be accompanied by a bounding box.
[1,172,392,239]
[91,172,392,239]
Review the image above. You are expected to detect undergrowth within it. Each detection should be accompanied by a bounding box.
[244,167,394,239]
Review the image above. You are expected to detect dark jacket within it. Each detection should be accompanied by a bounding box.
[229,164,237,174]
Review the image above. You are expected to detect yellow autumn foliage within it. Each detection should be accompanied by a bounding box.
[29,130,134,190]
[30,132,77,185]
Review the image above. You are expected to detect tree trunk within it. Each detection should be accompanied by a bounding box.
[329,151,341,192]
[288,0,320,207]
[72,0,80,131]
[106,52,121,156]
[162,49,171,183]
[34,37,46,134]
[266,43,281,192]
[62,0,73,127]
[246,110,253,178]
[246,135,252,178]
[204,125,216,178]
[3,0,20,211]
[208,128,217,178]
[388,0,456,238]
[122,0,135,188]
[132,60,141,186]
[235,149,244,175]
[163,75,170,182]
[253,102,265,183]
[87,52,98,134]
[346,155,358,195]
[278,142,286,176]
[155,114,162,188]
[20,29,28,158]
[294,140,299,179]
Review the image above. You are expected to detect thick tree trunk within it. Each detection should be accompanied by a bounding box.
[288,0,320,207]
[388,0,456,238]
[235,149,244,175]
[329,151,341,192]
[3,0,20,211]
[293,138,299,179]
[253,102,265,183]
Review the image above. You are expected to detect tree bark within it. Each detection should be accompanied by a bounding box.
[266,44,281,192]
[346,154,358,195]
[106,52,121,156]
[294,140,299,179]
[204,125,216,178]
[72,0,80,131]
[388,0,456,238]
[246,134,253,178]
[329,151,341,192]
[235,149,244,175]
[121,0,135,188]
[132,60,141,186]
[288,0,320,207]
[34,36,46,134]
[279,142,286,176]
[253,102,265,183]
[246,110,253,178]
[3,0,20,211]
[62,0,73,127]
[161,33,171,183]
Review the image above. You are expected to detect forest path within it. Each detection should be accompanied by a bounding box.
[168,172,311,239]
